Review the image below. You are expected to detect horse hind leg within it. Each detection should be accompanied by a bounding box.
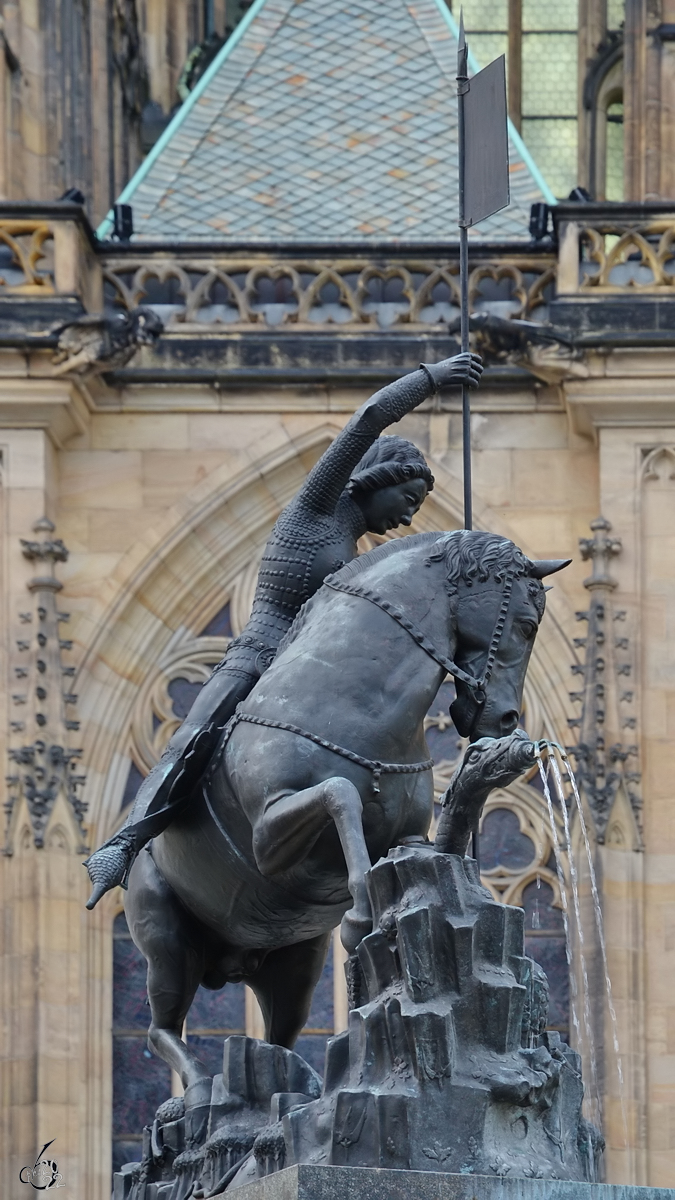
[124,847,211,1103]
[252,775,372,953]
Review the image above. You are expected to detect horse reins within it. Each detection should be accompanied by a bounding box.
[219,569,516,794]
[324,569,516,703]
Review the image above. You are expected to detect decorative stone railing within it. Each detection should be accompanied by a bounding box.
[0,221,54,294]
[553,201,675,294]
[3,202,675,327]
[0,203,102,311]
[100,250,555,330]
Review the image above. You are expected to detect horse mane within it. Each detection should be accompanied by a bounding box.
[428,529,532,593]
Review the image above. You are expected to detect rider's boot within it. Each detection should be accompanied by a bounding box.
[84,722,221,909]
[84,827,139,909]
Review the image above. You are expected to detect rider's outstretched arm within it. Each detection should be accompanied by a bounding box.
[299,352,482,516]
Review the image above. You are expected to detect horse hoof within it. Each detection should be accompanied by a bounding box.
[340,909,372,955]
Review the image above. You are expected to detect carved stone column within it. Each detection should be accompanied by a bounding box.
[567,515,646,1185]
[0,518,90,1200]
[569,515,642,848]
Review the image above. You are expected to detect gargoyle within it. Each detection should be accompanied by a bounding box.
[51,306,163,376]
[448,312,589,384]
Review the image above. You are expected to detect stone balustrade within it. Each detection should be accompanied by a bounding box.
[5,201,675,335]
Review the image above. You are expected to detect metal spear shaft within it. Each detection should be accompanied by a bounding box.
[457,11,472,534]
[457,13,479,868]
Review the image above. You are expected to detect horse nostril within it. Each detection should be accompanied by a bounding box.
[501,711,519,734]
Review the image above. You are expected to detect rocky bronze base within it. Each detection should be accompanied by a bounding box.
[113,847,604,1200]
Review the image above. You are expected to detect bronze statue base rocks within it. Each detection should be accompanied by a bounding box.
[114,845,669,1200]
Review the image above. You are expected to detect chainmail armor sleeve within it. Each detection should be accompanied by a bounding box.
[300,367,434,515]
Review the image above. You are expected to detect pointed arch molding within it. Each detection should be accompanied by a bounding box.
[76,428,579,841]
[641,444,675,482]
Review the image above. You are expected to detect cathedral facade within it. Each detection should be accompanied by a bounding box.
[1,1,675,1195]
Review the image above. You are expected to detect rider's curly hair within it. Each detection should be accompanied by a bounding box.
[346,435,434,496]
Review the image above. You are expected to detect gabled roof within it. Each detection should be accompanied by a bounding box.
[102,0,555,244]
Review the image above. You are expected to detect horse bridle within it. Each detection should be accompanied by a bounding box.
[324,568,516,707]
[223,570,516,796]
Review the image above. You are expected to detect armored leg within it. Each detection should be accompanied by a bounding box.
[84,666,256,908]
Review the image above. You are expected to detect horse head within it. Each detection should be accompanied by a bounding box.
[428,531,570,742]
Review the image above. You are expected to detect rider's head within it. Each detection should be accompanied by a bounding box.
[346,436,434,535]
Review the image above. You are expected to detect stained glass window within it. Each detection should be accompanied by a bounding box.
[521,2,578,197]
[522,878,569,1036]
[119,760,144,815]
[481,807,536,871]
[112,912,247,1173]
[519,119,577,198]
[112,913,172,1174]
[462,0,580,201]
[295,948,335,1077]
[607,0,625,30]
[187,978,247,1078]
[606,101,624,201]
[522,33,577,117]
[199,600,233,637]
[522,0,577,30]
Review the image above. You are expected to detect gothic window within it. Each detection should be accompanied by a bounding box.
[582,0,624,203]
[112,911,248,1172]
[294,951,335,1077]
[605,99,624,201]
[112,912,172,1173]
[520,0,578,197]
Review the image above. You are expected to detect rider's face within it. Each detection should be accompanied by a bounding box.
[356,478,428,535]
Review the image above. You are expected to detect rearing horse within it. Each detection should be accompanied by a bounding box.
[125,529,567,1104]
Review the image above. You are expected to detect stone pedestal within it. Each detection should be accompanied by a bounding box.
[222,1163,674,1200]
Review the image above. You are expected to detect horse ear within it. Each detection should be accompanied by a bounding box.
[529,558,572,579]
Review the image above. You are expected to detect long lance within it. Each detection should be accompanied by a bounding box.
[454,15,511,870]
[457,11,472,533]
[457,12,477,864]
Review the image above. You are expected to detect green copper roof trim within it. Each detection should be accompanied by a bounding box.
[96,0,271,239]
[431,0,557,209]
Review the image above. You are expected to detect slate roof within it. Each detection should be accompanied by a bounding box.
[117,0,552,244]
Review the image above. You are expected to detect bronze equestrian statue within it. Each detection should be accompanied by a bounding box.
[116,527,567,1105]
[84,352,483,906]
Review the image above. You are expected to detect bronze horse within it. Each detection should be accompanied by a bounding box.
[125,529,568,1107]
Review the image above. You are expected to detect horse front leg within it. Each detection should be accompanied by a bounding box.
[252,776,373,953]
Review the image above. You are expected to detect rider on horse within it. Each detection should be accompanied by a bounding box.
[84,352,483,907]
